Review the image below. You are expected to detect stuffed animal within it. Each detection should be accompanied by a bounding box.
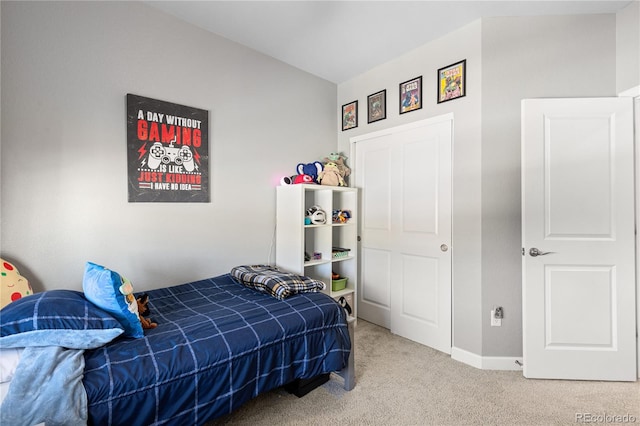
[322,152,351,182]
[119,277,157,330]
[1,258,34,309]
[294,174,315,184]
[297,162,323,183]
[318,162,346,186]
[119,276,139,317]
[136,293,157,329]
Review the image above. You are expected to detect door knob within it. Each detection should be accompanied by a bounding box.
[529,248,554,257]
[440,244,448,252]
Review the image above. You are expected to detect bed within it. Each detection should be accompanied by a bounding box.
[0,269,354,425]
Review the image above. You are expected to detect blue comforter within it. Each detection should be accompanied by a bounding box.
[82,273,351,425]
[1,347,89,425]
[0,290,125,426]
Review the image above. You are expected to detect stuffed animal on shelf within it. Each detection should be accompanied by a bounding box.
[322,152,351,183]
[318,162,346,186]
[1,258,34,309]
[297,162,323,183]
[136,293,157,329]
[293,174,315,184]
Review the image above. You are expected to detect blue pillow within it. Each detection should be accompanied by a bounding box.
[0,290,124,349]
[82,262,144,338]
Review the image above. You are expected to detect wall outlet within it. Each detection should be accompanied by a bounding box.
[491,309,502,326]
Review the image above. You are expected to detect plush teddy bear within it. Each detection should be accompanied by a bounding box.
[318,162,346,186]
[1,258,34,309]
[322,152,350,183]
[136,293,157,329]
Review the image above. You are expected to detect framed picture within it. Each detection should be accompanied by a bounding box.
[126,94,209,203]
[437,59,466,103]
[342,100,358,131]
[367,89,386,123]
[399,76,422,114]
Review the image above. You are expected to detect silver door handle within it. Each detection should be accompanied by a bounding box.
[529,248,554,257]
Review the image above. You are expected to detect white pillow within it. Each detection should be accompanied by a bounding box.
[0,348,23,383]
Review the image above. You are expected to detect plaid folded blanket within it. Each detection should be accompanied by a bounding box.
[230,265,326,300]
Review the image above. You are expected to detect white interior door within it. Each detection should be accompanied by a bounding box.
[522,98,636,381]
[353,115,452,354]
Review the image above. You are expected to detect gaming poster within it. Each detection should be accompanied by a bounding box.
[126,94,209,202]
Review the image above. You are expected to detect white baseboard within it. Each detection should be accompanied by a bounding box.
[451,346,483,369]
[451,346,523,371]
[482,355,523,371]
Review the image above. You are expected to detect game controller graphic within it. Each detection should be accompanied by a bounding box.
[147,141,195,172]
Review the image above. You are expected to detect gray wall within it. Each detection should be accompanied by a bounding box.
[338,21,484,355]
[616,0,640,93]
[0,1,336,292]
[480,14,617,357]
[338,13,618,358]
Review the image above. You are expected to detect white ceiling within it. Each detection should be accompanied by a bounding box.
[146,0,632,83]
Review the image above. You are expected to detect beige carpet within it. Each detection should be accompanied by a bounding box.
[208,320,640,425]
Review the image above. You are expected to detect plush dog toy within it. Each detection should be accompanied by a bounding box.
[136,293,157,329]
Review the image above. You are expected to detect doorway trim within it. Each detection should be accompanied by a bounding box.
[349,113,454,147]
[619,85,640,379]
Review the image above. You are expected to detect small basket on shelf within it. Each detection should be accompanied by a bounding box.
[331,277,348,292]
[332,247,351,259]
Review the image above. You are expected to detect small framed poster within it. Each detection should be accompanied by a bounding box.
[399,76,422,114]
[367,89,386,123]
[342,100,358,131]
[437,59,466,103]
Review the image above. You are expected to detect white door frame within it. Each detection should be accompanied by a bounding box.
[619,85,640,378]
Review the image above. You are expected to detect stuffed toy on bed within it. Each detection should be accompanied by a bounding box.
[83,262,154,337]
[0,258,34,310]
[136,293,157,329]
